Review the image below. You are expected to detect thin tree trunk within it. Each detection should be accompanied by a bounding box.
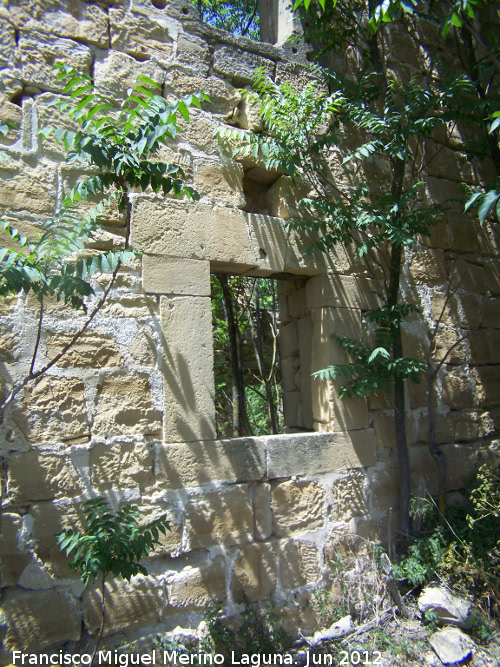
[253,280,279,434]
[218,275,252,437]
[388,241,411,543]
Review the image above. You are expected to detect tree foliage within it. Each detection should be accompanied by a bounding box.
[56,498,170,586]
[191,0,260,39]
[0,65,207,411]
[217,0,500,537]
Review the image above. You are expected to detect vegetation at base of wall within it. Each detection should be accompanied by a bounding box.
[211,274,284,438]
[57,498,170,665]
[154,599,291,663]
[394,462,500,629]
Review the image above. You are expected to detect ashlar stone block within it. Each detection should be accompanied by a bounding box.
[7,450,85,504]
[90,440,153,491]
[267,430,376,479]
[0,588,81,651]
[0,514,32,587]
[185,486,253,549]
[272,480,325,537]
[279,540,321,589]
[14,377,89,444]
[0,158,57,216]
[93,376,161,438]
[167,557,226,610]
[213,45,274,84]
[46,332,122,368]
[253,482,272,541]
[143,256,210,296]
[194,160,245,207]
[131,198,258,269]
[94,50,165,101]
[109,8,174,60]
[232,542,277,602]
[306,274,383,311]
[161,295,216,442]
[155,438,265,489]
[83,575,163,636]
[18,37,91,93]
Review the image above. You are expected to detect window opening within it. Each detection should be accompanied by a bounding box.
[190,0,261,41]
[212,273,284,438]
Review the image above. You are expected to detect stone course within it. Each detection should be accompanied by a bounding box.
[0,0,499,657]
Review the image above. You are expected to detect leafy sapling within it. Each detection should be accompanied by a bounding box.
[57,498,170,661]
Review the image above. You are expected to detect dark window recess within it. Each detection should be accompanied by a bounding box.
[242,166,281,215]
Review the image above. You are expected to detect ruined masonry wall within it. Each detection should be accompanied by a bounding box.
[0,0,499,657]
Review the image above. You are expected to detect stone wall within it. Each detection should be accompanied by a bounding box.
[0,0,499,657]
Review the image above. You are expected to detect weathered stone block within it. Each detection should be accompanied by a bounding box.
[267,430,376,479]
[109,8,174,60]
[103,294,157,318]
[297,314,314,429]
[165,71,241,115]
[373,411,396,449]
[17,0,109,48]
[213,45,274,84]
[0,588,81,651]
[143,256,210,296]
[409,247,446,286]
[253,482,272,541]
[0,18,16,69]
[194,160,245,206]
[481,297,500,329]
[7,450,85,503]
[330,394,370,430]
[232,542,277,602]
[176,34,210,76]
[453,259,487,294]
[155,438,265,489]
[161,295,215,442]
[185,486,253,549]
[283,390,302,428]
[272,480,325,537]
[30,501,85,576]
[0,514,32,587]
[14,377,89,443]
[93,376,161,438]
[130,326,157,366]
[332,470,368,521]
[83,575,163,636]
[306,274,383,311]
[90,440,153,491]
[46,332,122,368]
[0,158,57,215]
[469,329,500,365]
[168,557,226,610]
[442,367,482,410]
[18,37,91,93]
[453,409,495,442]
[94,50,165,101]
[310,307,361,372]
[477,366,500,406]
[279,540,321,589]
[432,328,468,365]
[280,322,299,358]
[0,322,19,362]
[177,110,221,155]
[131,198,257,269]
